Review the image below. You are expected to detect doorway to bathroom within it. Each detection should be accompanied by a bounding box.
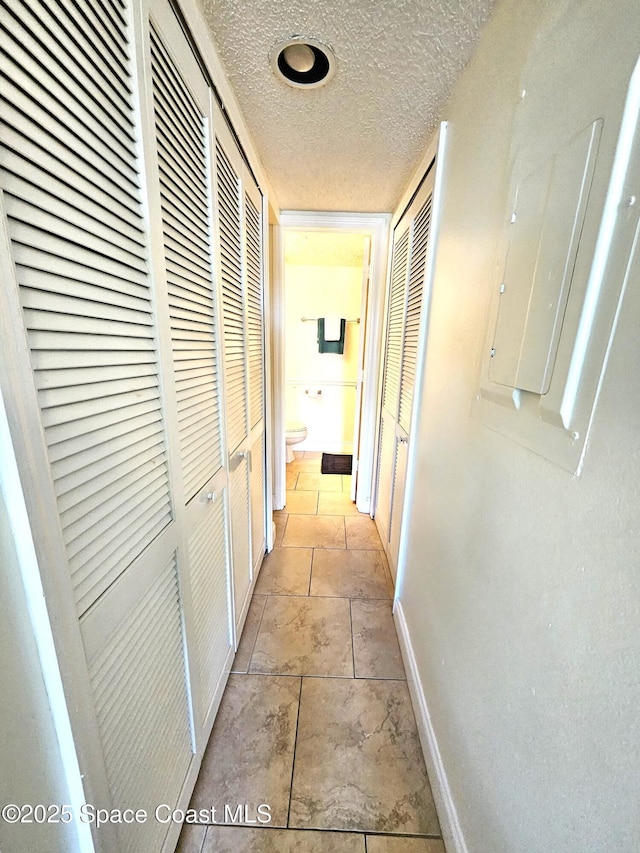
[272,213,390,516]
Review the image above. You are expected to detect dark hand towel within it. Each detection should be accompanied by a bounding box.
[317,318,346,354]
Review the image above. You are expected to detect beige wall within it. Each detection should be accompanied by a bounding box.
[398,1,640,851]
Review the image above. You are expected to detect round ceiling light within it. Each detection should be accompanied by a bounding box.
[270,37,336,89]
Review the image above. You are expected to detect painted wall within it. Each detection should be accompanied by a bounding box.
[397,1,640,851]
[284,232,364,452]
[0,491,77,853]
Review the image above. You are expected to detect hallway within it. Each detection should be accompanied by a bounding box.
[177,452,443,852]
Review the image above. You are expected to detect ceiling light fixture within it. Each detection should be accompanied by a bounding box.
[270,37,336,89]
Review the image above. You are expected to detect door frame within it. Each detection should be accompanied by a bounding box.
[350,236,372,501]
[273,211,390,515]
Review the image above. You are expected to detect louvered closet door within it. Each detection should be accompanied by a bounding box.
[214,115,253,627]
[375,167,436,580]
[149,0,232,730]
[375,224,410,560]
[245,179,267,571]
[0,1,192,851]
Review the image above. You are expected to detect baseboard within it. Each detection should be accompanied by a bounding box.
[394,600,469,853]
[296,441,353,453]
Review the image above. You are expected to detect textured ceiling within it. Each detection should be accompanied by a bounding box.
[198,0,494,212]
[285,231,366,267]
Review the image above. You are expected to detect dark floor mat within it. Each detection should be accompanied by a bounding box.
[321,453,353,475]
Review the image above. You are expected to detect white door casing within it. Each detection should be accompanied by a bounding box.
[350,236,372,500]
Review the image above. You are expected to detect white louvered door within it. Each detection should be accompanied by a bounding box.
[0,1,194,851]
[147,0,232,734]
[375,224,409,566]
[214,115,263,629]
[1,0,269,848]
[245,180,267,574]
[375,167,435,579]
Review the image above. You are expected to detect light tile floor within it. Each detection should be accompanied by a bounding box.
[179,452,444,853]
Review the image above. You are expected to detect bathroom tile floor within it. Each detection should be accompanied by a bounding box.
[179,452,443,853]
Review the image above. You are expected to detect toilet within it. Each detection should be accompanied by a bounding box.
[285,421,308,462]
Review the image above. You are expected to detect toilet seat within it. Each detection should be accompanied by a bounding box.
[285,421,307,462]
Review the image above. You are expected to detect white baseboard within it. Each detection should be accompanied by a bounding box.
[296,440,353,453]
[394,600,469,853]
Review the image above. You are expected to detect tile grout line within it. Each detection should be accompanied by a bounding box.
[196,823,207,853]
[348,594,357,680]
[312,466,328,617]
[243,592,268,674]
[286,676,304,830]
[239,671,407,682]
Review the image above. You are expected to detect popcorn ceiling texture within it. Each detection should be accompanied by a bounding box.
[198,0,494,212]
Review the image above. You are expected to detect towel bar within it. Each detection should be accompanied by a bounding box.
[301,316,360,323]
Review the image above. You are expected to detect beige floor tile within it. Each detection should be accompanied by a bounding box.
[287,458,320,473]
[351,600,405,679]
[282,515,346,549]
[274,514,288,546]
[366,837,445,853]
[175,824,206,853]
[342,475,352,492]
[303,451,323,459]
[345,516,383,550]
[254,548,312,596]
[290,678,439,835]
[286,470,299,489]
[232,594,267,673]
[317,491,360,516]
[285,490,319,514]
[250,596,353,677]
[296,473,343,492]
[310,550,390,599]
[203,827,366,852]
[189,674,300,828]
